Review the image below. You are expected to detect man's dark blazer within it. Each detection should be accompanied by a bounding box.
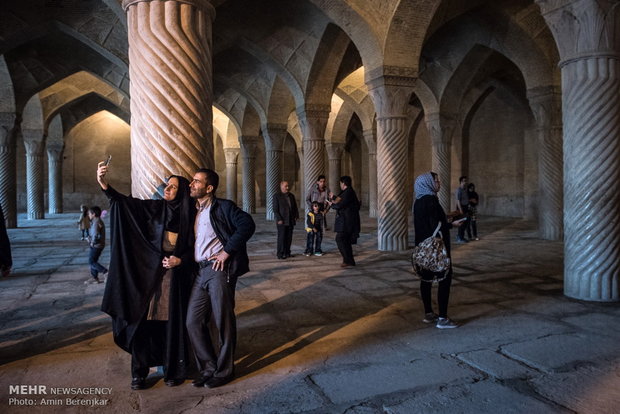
[272,192,299,226]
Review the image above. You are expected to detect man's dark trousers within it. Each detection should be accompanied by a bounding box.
[186,266,237,379]
[336,231,355,265]
[276,224,294,257]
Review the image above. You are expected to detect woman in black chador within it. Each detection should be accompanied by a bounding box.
[97,162,196,390]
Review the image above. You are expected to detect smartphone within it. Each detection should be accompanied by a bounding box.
[104,155,112,166]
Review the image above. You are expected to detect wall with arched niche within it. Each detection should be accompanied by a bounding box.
[63,111,130,211]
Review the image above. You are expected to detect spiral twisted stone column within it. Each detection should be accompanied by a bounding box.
[298,105,330,213]
[240,137,258,214]
[426,112,455,212]
[0,112,17,228]
[326,142,344,198]
[264,124,287,221]
[368,74,416,251]
[224,148,239,203]
[47,143,64,214]
[363,129,378,218]
[538,0,620,301]
[528,87,563,241]
[123,0,214,198]
[23,131,45,220]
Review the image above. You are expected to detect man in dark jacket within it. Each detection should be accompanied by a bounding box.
[0,204,12,277]
[329,176,360,267]
[186,168,255,388]
[272,181,299,259]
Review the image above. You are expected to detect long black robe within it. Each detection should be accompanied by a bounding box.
[100,178,195,379]
[0,204,11,271]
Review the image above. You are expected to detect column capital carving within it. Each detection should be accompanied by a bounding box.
[240,136,258,158]
[47,142,65,159]
[425,112,457,145]
[24,139,45,155]
[123,0,215,17]
[536,0,620,63]
[263,123,288,151]
[363,129,376,153]
[367,75,416,119]
[0,113,16,148]
[223,147,240,163]
[527,86,563,129]
[326,142,345,160]
[22,129,44,143]
[297,104,330,139]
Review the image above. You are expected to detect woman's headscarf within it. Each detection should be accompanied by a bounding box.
[414,172,438,199]
[164,175,194,258]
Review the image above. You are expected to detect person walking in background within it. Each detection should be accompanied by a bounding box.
[77,204,91,241]
[272,181,299,259]
[85,206,107,284]
[413,172,462,329]
[329,176,360,268]
[455,176,470,243]
[0,203,12,278]
[467,183,480,241]
[304,201,324,256]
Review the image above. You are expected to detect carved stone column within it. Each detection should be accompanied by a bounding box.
[123,0,215,198]
[224,148,239,204]
[240,136,258,214]
[47,142,65,214]
[264,124,287,221]
[23,130,45,220]
[363,129,378,218]
[537,0,619,301]
[425,112,456,212]
[528,86,563,241]
[368,71,416,251]
[0,112,17,228]
[326,142,344,198]
[298,104,330,212]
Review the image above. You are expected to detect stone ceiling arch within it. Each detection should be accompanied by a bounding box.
[21,94,44,131]
[47,114,63,145]
[420,8,557,102]
[38,71,129,133]
[0,56,16,114]
[267,76,296,126]
[334,67,375,130]
[57,92,129,135]
[412,78,439,116]
[327,98,355,145]
[213,104,241,148]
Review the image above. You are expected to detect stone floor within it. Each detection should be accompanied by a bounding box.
[0,211,618,414]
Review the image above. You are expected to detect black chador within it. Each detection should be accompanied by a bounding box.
[101,177,196,383]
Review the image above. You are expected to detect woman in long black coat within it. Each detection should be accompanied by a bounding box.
[97,163,196,389]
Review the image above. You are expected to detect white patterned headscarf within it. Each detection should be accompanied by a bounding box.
[414,172,437,199]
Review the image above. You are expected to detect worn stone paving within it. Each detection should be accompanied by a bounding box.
[0,211,618,414]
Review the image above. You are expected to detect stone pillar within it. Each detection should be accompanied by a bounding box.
[363,129,378,218]
[264,124,287,221]
[123,0,215,198]
[425,112,456,212]
[47,142,64,214]
[240,136,258,214]
[537,0,619,301]
[298,105,330,212]
[23,130,45,220]
[0,112,17,228]
[326,142,344,197]
[528,86,563,241]
[368,72,416,251]
[224,148,239,203]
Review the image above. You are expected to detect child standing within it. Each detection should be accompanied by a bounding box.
[85,206,108,284]
[77,205,90,240]
[304,201,324,256]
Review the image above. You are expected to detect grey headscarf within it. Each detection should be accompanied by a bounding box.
[414,172,437,199]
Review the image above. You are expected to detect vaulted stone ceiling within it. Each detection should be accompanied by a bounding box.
[0,0,559,140]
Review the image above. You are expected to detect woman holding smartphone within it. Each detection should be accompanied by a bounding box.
[97,160,196,390]
[412,172,462,329]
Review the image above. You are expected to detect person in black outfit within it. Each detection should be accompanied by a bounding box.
[329,176,360,268]
[186,168,255,388]
[97,162,196,389]
[413,172,462,329]
[272,181,299,259]
[467,183,480,241]
[0,203,12,277]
